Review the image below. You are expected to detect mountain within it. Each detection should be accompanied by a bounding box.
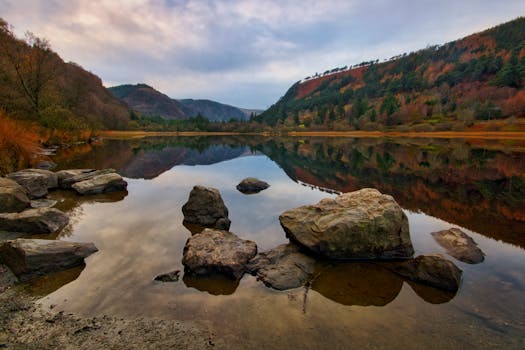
[256,17,525,131]
[178,98,249,121]
[239,108,264,118]
[0,18,131,131]
[108,84,186,120]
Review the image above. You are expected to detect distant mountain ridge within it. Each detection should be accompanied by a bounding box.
[109,84,251,121]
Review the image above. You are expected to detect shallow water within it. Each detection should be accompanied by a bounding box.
[32,136,525,349]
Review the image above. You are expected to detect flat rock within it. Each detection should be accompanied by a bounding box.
[30,199,58,209]
[431,228,485,264]
[386,254,462,292]
[247,244,315,290]
[279,188,414,260]
[236,177,270,194]
[182,186,231,230]
[0,208,69,234]
[182,228,257,280]
[154,270,180,282]
[6,169,58,198]
[0,238,97,280]
[71,173,128,195]
[57,169,114,189]
[0,178,30,213]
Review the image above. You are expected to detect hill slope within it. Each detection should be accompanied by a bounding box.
[178,99,248,121]
[256,17,525,131]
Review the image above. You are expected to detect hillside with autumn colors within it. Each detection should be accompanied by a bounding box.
[256,17,525,131]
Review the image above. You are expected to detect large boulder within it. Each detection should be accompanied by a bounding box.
[0,238,97,281]
[386,254,462,292]
[0,208,69,234]
[6,169,58,198]
[71,173,128,195]
[247,244,315,290]
[279,188,414,260]
[182,228,257,280]
[431,228,485,264]
[57,169,115,189]
[236,177,270,194]
[0,178,30,213]
[182,186,231,231]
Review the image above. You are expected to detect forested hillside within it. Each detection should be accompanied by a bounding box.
[256,17,525,131]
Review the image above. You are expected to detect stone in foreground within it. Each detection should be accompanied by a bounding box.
[0,208,69,234]
[386,254,462,292]
[72,173,128,195]
[6,169,58,198]
[182,186,231,230]
[0,238,98,280]
[0,178,30,213]
[431,228,485,264]
[236,177,270,194]
[247,244,315,290]
[57,169,114,189]
[182,228,257,280]
[279,188,413,260]
[154,270,180,282]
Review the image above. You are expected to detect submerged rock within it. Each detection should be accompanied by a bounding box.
[279,188,414,260]
[57,169,115,189]
[431,228,485,264]
[182,186,231,230]
[0,208,69,234]
[71,173,128,195]
[182,228,257,280]
[0,238,97,281]
[7,169,58,198]
[30,199,58,209]
[247,244,315,290]
[385,254,462,292]
[154,270,180,282]
[236,177,270,194]
[0,178,30,213]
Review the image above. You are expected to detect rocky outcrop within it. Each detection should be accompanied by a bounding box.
[71,173,128,195]
[431,228,485,264]
[0,208,69,234]
[7,169,58,198]
[57,169,115,189]
[385,254,462,292]
[182,228,257,280]
[154,270,180,282]
[247,244,315,290]
[0,238,97,281]
[182,186,231,231]
[236,177,270,194]
[279,188,414,260]
[0,178,30,213]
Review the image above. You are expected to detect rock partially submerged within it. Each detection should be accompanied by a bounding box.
[57,169,115,189]
[71,173,128,195]
[247,244,315,290]
[431,228,485,264]
[30,199,58,209]
[385,254,462,292]
[182,228,257,280]
[0,238,98,281]
[279,188,414,260]
[0,208,69,234]
[236,177,270,194]
[182,186,231,231]
[154,270,180,282]
[0,178,30,213]
[7,169,58,198]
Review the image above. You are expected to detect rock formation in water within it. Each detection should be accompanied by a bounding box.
[431,228,485,264]
[0,177,30,213]
[0,208,69,234]
[7,169,58,198]
[182,186,231,231]
[236,177,270,194]
[154,270,180,282]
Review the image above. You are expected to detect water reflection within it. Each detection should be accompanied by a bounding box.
[24,265,84,297]
[183,273,239,295]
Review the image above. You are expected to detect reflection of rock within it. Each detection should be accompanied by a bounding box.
[280,188,414,260]
[182,186,231,231]
[0,238,97,281]
[312,263,404,306]
[386,254,462,292]
[431,228,485,264]
[0,208,69,234]
[23,265,84,296]
[0,178,30,213]
[154,270,180,282]
[236,177,270,194]
[183,272,239,295]
[57,169,114,189]
[30,199,58,209]
[182,228,257,280]
[405,280,456,304]
[71,173,128,195]
[248,244,315,290]
[7,169,58,198]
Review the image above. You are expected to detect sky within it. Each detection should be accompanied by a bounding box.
[0,1,524,109]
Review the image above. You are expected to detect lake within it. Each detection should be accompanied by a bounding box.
[30,136,525,349]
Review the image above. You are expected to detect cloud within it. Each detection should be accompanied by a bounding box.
[0,0,523,108]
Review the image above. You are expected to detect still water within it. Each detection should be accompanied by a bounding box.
[32,136,525,349]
